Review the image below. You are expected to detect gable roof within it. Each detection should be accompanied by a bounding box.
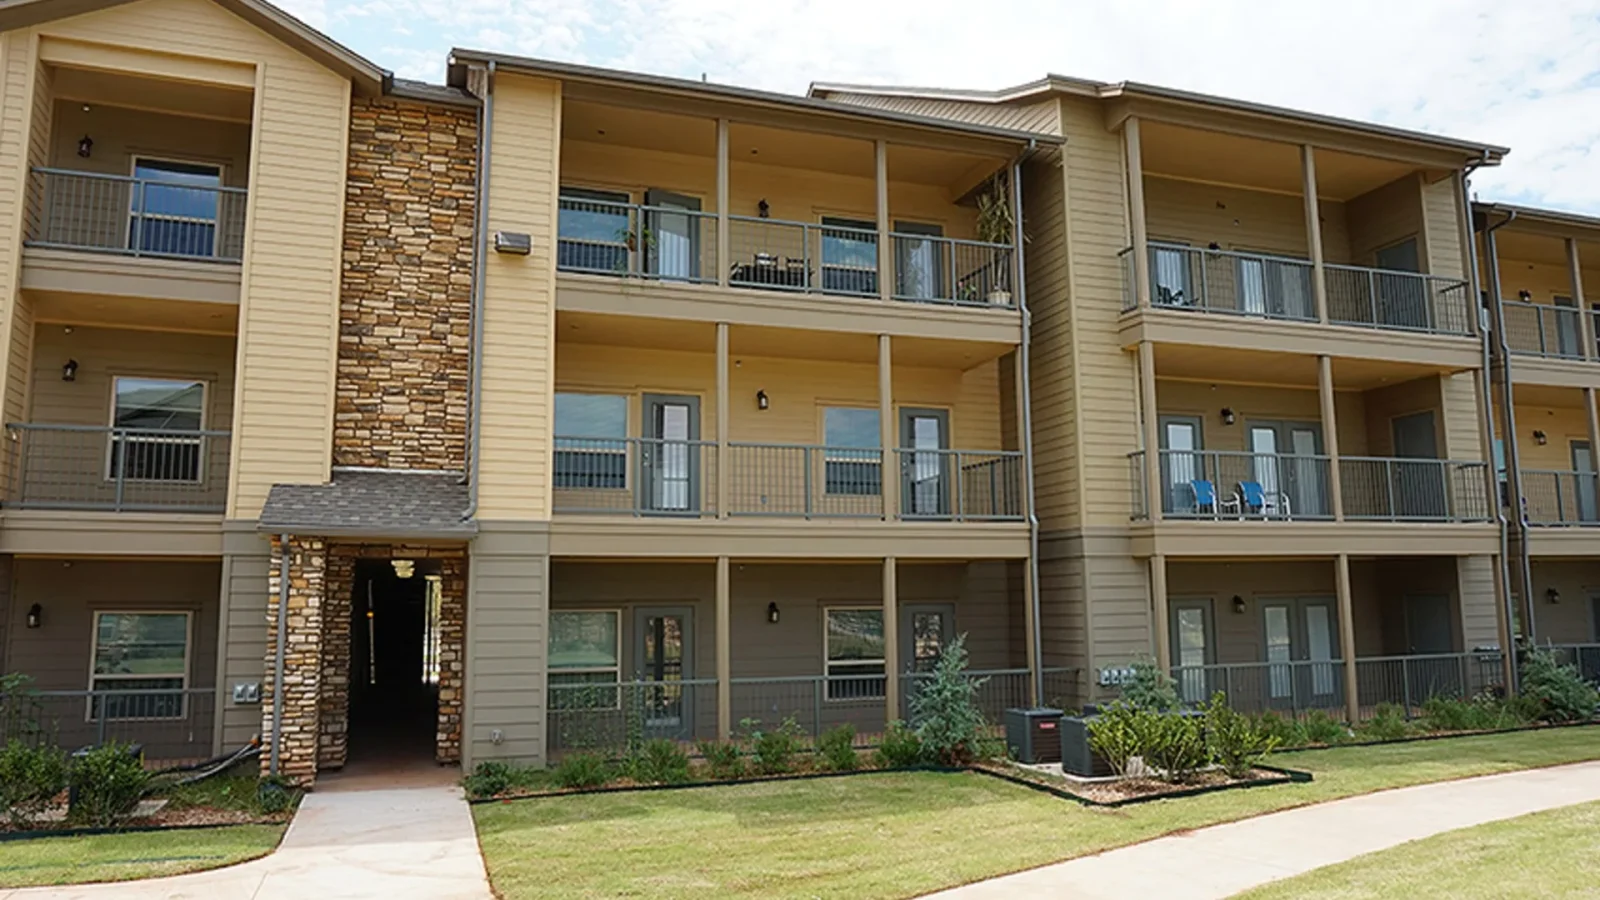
[0,0,390,93]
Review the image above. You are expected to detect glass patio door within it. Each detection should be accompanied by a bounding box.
[894,221,945,301]
[644,189,700,282]
[1263,598,1341,705]
[1158,415,1205,516]
[900,408,950,517]
[635,607,693,739]
[1392,410,1447,519]
[1248,422,1325,518]
[1170,601,1214,704]
[1573,440,1597,523]
[640,394,699,514]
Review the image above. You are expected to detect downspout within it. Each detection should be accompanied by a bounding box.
[461,60,496,521]
[268,533,290,777]
[1010,149,1046,705]
[1480,204,1531,653]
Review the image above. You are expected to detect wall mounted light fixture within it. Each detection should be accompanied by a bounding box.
[1534,430,1548,445]
[757,199,770,219]
[1232,595,1246,615]
[61,359,78,382]
[1546,587,1561,604]
[1220,408,1236,426]
[766,602,780,624]
[756,390,769,410]
[1517,290,1533,302]
[26,604,41,629]
[77,135,93,158]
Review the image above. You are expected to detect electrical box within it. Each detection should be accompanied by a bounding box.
[232,682,261,704]
[1004,707,1063,764]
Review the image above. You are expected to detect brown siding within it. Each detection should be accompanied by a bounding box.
[219,538,270,749]
[1345,175,1423,267]
[1145,176,1353,263]
[1527,559,1599,644]
[1022,150,1079,528]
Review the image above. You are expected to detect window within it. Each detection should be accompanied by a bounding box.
[558,186,632,273]
[824,608,885,700]
[109,377,205,482]
[554,393,629,489]
[131,159,223,258]
[548,610,621,709]
[820,216,878,295]
[823,407,881,495]
[89,612,190,720]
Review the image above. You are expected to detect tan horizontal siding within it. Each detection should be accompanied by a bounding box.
[1023,147,1079,529]
[821,93,1061,137]
[1085,554,1151,669]
[1457,555,1500,648]
[1146,176,1353,263]
[0,33,41,490]
[1421,173,1466,280]
[220,544,269,749]
[1345,175,1422,267]
[466,549,548,766]
[1527,560,1599,644]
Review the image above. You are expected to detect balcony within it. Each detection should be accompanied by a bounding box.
[1499,298,1598,361]
[5,424,231,513]
[552,437,1023,522]
[1521,469,1599,526]
[26,167,248,263]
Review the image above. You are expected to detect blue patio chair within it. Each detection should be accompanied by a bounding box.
[1188,479,1239,518]
[1237,480,1291,519]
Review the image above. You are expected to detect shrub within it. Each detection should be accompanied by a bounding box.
[873,720,923,769]
[1355,703,1413,742]
[909,634,991,765]
[1142,712,1208,784]
[1204,694,1280,778]
[629,739,691,785]
[1521,649,1600,723]
[552,752,611,790]
[1251,711,1307,749]
[463,761,516,799]
[1421,693,1535,733]
[817,725,859,772]
[742,716,805,775]
[1299,709,1351,746]
[69,741,150,827]
[0,739,67,827]
[1086,703,1148,778]
[256,775,298,815]
[1121,659,1180,712]
[695,739,745,780]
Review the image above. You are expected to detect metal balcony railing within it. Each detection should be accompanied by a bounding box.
[1324,264,1472,335]
[555,197,719,284]
[5,424,230,513]
[0,686,216,762]
[1521,469,1600,525]
[551,436,719,516]
[1339,457,1492,522]
[1499,300,1590,359]
[889,233,1014,307]
[26,167,247,262]
[1169,651,1508,720]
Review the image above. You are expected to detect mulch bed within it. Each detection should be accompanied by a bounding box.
[973,762,1311,807]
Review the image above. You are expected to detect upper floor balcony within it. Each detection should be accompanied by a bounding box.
[1480,216,1600,386]
[550,91,1033,341]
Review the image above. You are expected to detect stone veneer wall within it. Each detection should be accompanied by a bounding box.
[319,544,467,770]
[335,97,477,471]
[261,536,326,785]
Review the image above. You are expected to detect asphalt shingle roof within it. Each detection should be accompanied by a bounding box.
[258,471,475,538]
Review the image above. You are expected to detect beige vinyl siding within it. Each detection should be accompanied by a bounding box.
[6,291,32,426]
[1022,150,1079,528]
[48,101,252,187]
[1420,173,1467,279]
[0,32,43,488]
[465,536,548,767]
[1166,559,1383,660]
[1509,403,1591,470]
[33,0,355,518]
[24,55,51,229]
[1145,176,1353,263]
[818,92,1061,137]
[1441,374,1484,461]
[1362,375,1450,458]
[218,537,269,749]
[1084,554,1152,667]
[478,73,560,520]
[0,556,10,674]
[1526,559,1599,644]
[1156,380,1371,456]
[1488,257,1600,305]
[1456,555,1501,648]
[30,325,235,426]
[1345,175,1423,267]
[1036,551,1087,686]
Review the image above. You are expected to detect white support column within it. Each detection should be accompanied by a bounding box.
[1124,118,1151,310]
[1318,354,1344,520]
[879,333,898,519]
[876,139,891,302]
[1303,144,1329,324]
[716,322,729,519]
[1138,341,1162,521]
[1570,238,1592,360]
[883,556,899,724]
[1150,554,1170,673]
[716,118,730,287]
[1335,553,1360,723]
[716,555,731,738]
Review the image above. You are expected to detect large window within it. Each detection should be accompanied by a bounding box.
[553,393,628,489]
[820,216,878,295]
[823,407,881,496]
[131,158,223,258]
[90,611,190,720]
[109,377,206,482]
[557,186,631,273]
[548,610,621,709]
[824,608,885,700]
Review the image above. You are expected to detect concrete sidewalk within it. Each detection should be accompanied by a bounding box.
[924,759,1600,899]
[1,783,492,900]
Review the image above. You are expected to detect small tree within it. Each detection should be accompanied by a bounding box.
[1521,649,1600,723]
[909,634,991,765]
[1121,659,1180,712]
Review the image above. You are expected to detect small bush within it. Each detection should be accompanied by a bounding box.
[629,739,691,785]
[873,720,923,769]
[1204,694,1280,778]
[1521,649,1600,723]
[1121,659,1180,712]
[256,775,298,815]
[552,752,611,790]
[1142,713,1208,784]
[1086,703,1147,778]
[463,761,516,799]
[1421,693,1535,733]
[743,716,805,775]
[695,739,745,780]
[1356,703,1413,742]
[69,741,150,827]
[0,739,67,827]
[1299,709,1351,746]
[1251,711,1307,749]
[909,634,991,765]
[817,725,859,772]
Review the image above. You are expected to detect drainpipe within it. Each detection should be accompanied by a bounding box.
[268,533,291,777]
[1480,204,1532,655]
[1010,149,1046,706]
[461,61,496,521]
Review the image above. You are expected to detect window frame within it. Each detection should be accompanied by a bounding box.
[105,375,209,484]
[128,155,226,258]
[557,185,634,273]
[822,605,887,702]
[553,391,631,490]
[86,609,192,722]
[547,609,624,711]
[821,405,882,497]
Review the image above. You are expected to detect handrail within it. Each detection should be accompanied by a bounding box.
[27,167,247,262]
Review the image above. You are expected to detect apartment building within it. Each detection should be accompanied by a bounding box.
[814,78,1521,720]
[1478,203,1600,678]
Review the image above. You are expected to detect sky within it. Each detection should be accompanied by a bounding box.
[276,0,1600,214]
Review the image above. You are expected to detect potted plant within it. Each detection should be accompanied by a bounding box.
[975,174,1015,306]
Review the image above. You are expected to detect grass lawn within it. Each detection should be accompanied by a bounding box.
[0,824,285,888]
[473,727,1600,900]
[1237,799,1600,899]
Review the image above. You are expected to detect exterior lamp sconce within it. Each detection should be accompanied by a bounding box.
[766,602,780,624]
[61,359,78,382]
[757,199,770,218]
[1220,408,1236,426]
[26,604,41,629]
[1546,587,1561,604]
[1232,595,1246,615]
[756,390,769,410]
[1517,290,1533,302]
[77,135,93,158]
[1533,430,1548,446]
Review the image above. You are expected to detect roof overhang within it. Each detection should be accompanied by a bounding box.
[1473,201,1600,239]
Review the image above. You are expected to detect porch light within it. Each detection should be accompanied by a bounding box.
[756,390,769,411]
[77,135,92,158]
[26,604,40,629]
[1517,290,1533,302]
[766,602,780,624]
[392,559,415,579]
[1533,430,1548,446]
[61,359,77,382]
[1232,595,1246,615]
[758,199,770,218]
[1220,408,1236,426]
[1546,587,1561,604]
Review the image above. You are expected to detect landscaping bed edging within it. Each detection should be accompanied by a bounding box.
[1270,718,1600,755]
[0,818,286,844]
[974,762,1313,808]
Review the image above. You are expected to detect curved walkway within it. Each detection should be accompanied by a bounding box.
[0,782,491,900]
[924,759,1600,899]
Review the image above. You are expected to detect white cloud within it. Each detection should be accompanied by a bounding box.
[306,0,1600,213]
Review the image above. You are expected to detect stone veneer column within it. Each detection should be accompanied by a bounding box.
[261,535,326,785]
[435,556,466,764]
[319,549,355,769]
